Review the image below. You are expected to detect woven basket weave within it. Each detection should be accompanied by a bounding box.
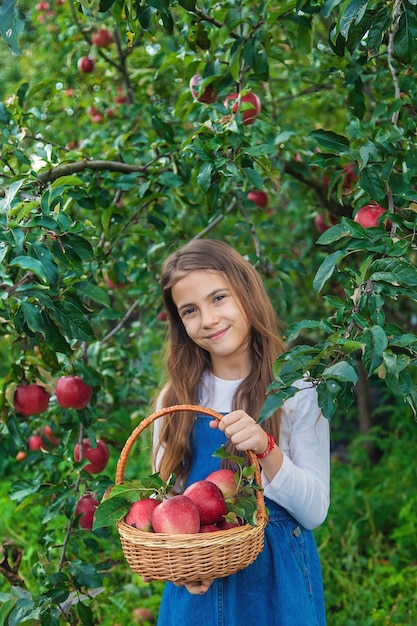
[115,404,268,582]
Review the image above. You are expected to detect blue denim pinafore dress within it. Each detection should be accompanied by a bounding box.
[156,413,326,626]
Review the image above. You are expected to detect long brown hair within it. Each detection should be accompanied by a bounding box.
[154,239,286,482]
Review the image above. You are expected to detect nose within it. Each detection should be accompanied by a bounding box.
[200,306,218,328]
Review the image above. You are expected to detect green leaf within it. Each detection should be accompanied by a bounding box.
[394,9,417,64]
[50,301,95,341]
[258,387,299,423]
[9,479,42,502]
[74,281,111,307]
[310,129,350,153]
[93,496,132,529]
[197,162,213,191]
[359,166,386,202]
[362,325,388,375]
[285,319,334,343]
[316,379,340,420]
[10,256,49,284]
[313,250,347,293]
[178,0,196,9]
[67,561,102,590]
[338,0,368,39]
[49,175,87,190]
[19,302,45,334]
[0,0,25,55]
[370,258,417,287]
[322,360,358,384]
[316,219,368,245]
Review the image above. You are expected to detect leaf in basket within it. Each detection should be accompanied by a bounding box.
[228,497,258,526]
[93,496,130,530]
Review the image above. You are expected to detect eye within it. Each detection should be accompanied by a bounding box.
[181,307,196,317]
[213,294,226,303]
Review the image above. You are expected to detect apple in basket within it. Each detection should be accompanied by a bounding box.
[125,498,160,531]
[183,480,227,525]
[151,495,200,534]
[205,468,239,504]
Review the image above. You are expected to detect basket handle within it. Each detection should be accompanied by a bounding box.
[115,404,266,520]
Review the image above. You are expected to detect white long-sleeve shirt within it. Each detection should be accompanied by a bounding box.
[153,373,330,530]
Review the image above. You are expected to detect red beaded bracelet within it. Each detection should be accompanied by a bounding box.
[255,433,275,459]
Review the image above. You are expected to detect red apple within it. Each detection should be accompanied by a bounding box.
[199,524,219,533]
[189,74,217,104]
[133,607,155,624]
[354,204,388,228]
[205,468,238,503]
[157,311,168,322]
[247,190,268,209]
[77,57,95,73]
[74,438,110,474]
[36,1,50,9]
[217,518,243,530]
[75,493,99,530]
[151,495,200,534]
[28,435,44,451]
[224,92,261,125]
[92,28,113,48]
[55,375,92,409]
[183,480,227,525]
[104,273,125,289]
[341,163,358,191]
[114,87,127,104]
[314,212,337,234]
[125,498,160,531]
[43,425,59,447]
[14,384,50,417]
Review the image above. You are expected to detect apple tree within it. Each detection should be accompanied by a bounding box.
[0,0,416,623]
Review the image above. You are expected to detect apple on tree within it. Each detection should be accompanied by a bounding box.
[151,495,200,534]
[223,91,261,125]
[14,384,50,417]
[189,74,217,104]
[28,435,44,451]
[314,212,337,234]
[132,607,155,625]
[55,375,92,409]
[27,425,59,451]
[75,493,99,530]
[74,438,110,474]
[354,204,388,228]
[77,57,95,73]
[247,190,269,209]
[341,162,358,192]
[157,311,168,322]
[183,480,227,525]
[125,498,160,531]
[43,425,59,447]
[91,28,113,48]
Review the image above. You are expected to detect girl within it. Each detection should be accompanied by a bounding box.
[152,239,330,626]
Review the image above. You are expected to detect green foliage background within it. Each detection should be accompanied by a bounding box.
[0,0,416,624]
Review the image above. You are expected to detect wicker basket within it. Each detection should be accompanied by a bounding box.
[115,404,268,582]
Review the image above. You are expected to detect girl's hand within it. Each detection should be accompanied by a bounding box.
[174,579,213,595]
[210,410,268,456]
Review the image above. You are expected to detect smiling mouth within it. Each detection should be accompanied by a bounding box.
[206,328,228,340]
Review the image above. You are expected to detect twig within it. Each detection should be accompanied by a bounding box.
[101,300,141,343]
[387,0,402,125]
[193,198,238,239]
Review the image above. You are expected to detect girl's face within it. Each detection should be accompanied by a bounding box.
[171,270,251,379]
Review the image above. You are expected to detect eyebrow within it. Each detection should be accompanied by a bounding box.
[177,288,230,313]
